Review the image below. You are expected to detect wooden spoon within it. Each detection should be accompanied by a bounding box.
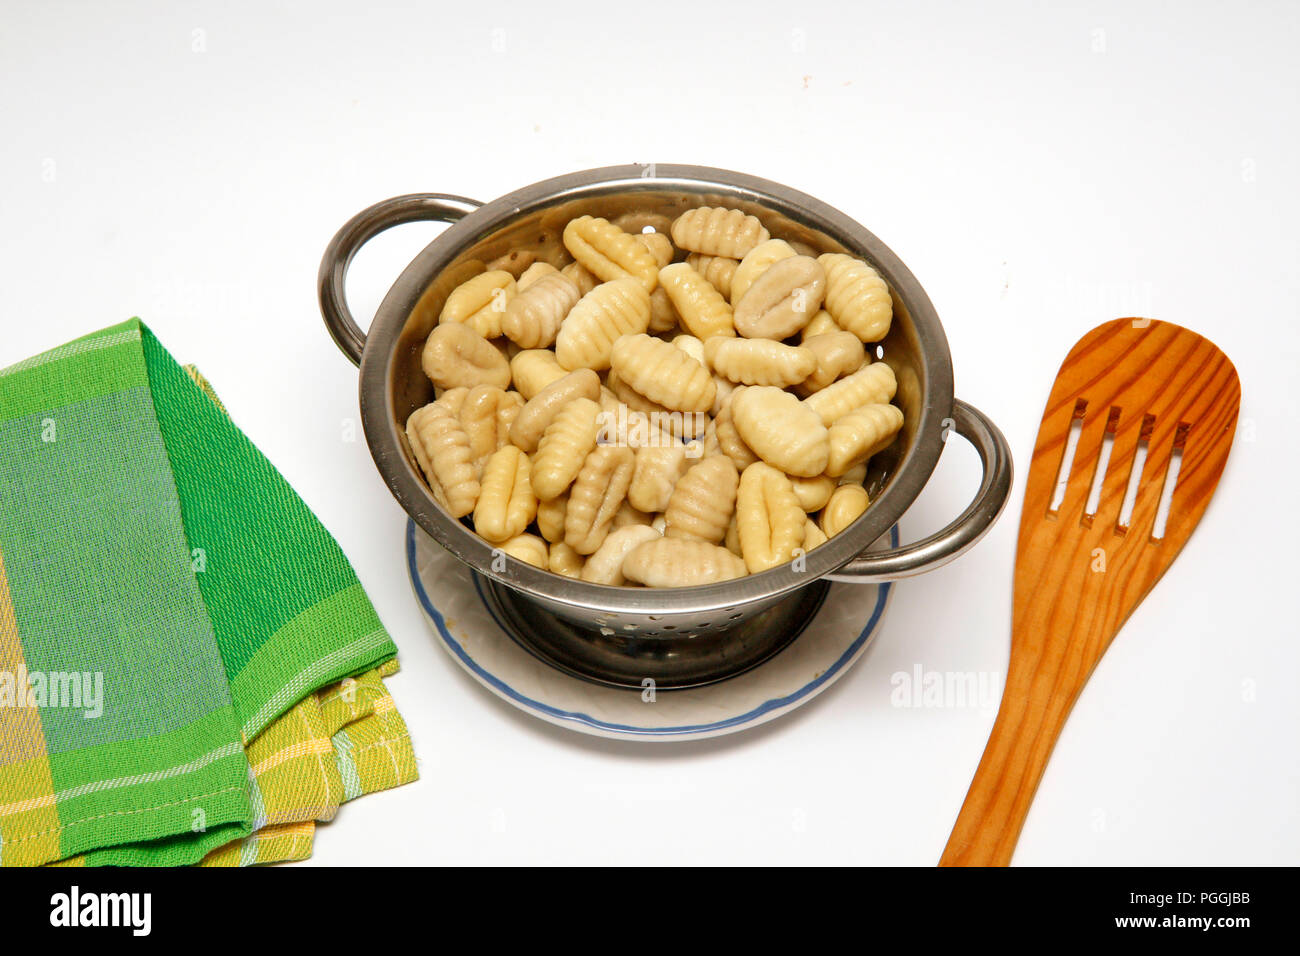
[940,318,1240,866]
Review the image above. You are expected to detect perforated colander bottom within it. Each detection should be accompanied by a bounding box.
[475,575,833,690]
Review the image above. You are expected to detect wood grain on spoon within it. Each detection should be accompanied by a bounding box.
[940,318,1240,867]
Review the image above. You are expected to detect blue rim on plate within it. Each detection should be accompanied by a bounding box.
[407,520,897,738]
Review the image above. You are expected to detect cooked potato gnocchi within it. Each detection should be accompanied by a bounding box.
[563,216,660,292]
[622,537,749,587]
[732,255,826,340]
[705,338,817,387]
[439,270,516,339]
[658,262,735,339]
[555,277,651,371]
[818,253,893,343]
[729,386,829,477]
[610,333,715,414]
[670,207,770,259]
[408,204,905,586]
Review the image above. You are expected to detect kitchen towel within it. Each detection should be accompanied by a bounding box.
[0,320,410,865]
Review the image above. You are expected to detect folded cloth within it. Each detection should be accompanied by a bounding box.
[55,663,418,867]
[198,662,417,867]
[0,321,403,865]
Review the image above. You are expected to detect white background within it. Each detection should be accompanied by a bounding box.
[2,0,1296,865]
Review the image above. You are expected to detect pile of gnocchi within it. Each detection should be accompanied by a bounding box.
[404,205,904,588]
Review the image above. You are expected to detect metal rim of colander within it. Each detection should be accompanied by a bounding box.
[355,164,954,618]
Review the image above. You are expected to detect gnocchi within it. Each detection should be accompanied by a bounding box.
[826,403,905,477]
[622,537,749,587]
[406,402,480,518]
[820,484,871,537]
[531,397,603,501]
[803,361,897,426]
[705,337,817,387]
[439,270,515,340]
[509,348,567,399]
[730,238,796,305]
[686,253,738,299]
[422,322,511,391]
[663,455,739,544]
[818,253,893,342]
[405,204,906,586]
[670,206,770,259]
[555,277,651,371]
[501,271,581,349]
[473,445,537,542]
[581,524,661,585]
[729,386,829,477]
[609,333,716,414]
[658,262,735,339]
[735,463,805,573]
[732,255,826,340]
[509,368,601,453]
[564,444,635,554]
[797,331,866,395]
[563,216,660,292]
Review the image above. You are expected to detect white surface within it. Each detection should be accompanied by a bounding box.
[2,0,1296,865]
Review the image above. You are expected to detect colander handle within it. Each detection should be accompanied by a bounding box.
[318,193,484,366]
[825,399,1013,582]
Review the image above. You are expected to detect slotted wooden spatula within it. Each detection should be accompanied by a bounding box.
[940,318,1240,866]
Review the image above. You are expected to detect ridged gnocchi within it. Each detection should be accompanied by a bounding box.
[501,271,581,349]
[610,333,716,414]
[473,445,537,542]
[818,253,893,342]
[440,270,516,339]
[459,384,522,475]
[629,444,690,514]
[406,402,481,517]
[564,444,635,554]
[729,386,829,477]
[563,216,660,292]
[826,404,904,477]
[555,277,651,371]
[686,253,738,299]
[405,204,905,586]
[622,537,749,587]
[531,397,603,501]
[670,207,770,259]
[803,361,897,426]
[658,262,735,339]
[705,338,816,387]
[663,455,739,544]
[509,368,602,453]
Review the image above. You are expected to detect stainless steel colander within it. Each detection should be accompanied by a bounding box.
[319,164,1012,688]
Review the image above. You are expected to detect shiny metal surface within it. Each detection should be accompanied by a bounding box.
[319,164,1012,685]
[826,400,1012,581]
[480,573,832,689]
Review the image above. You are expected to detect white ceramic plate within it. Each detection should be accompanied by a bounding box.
[407,520,896,741]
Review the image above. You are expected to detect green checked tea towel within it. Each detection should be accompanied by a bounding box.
[0,320,399,866]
